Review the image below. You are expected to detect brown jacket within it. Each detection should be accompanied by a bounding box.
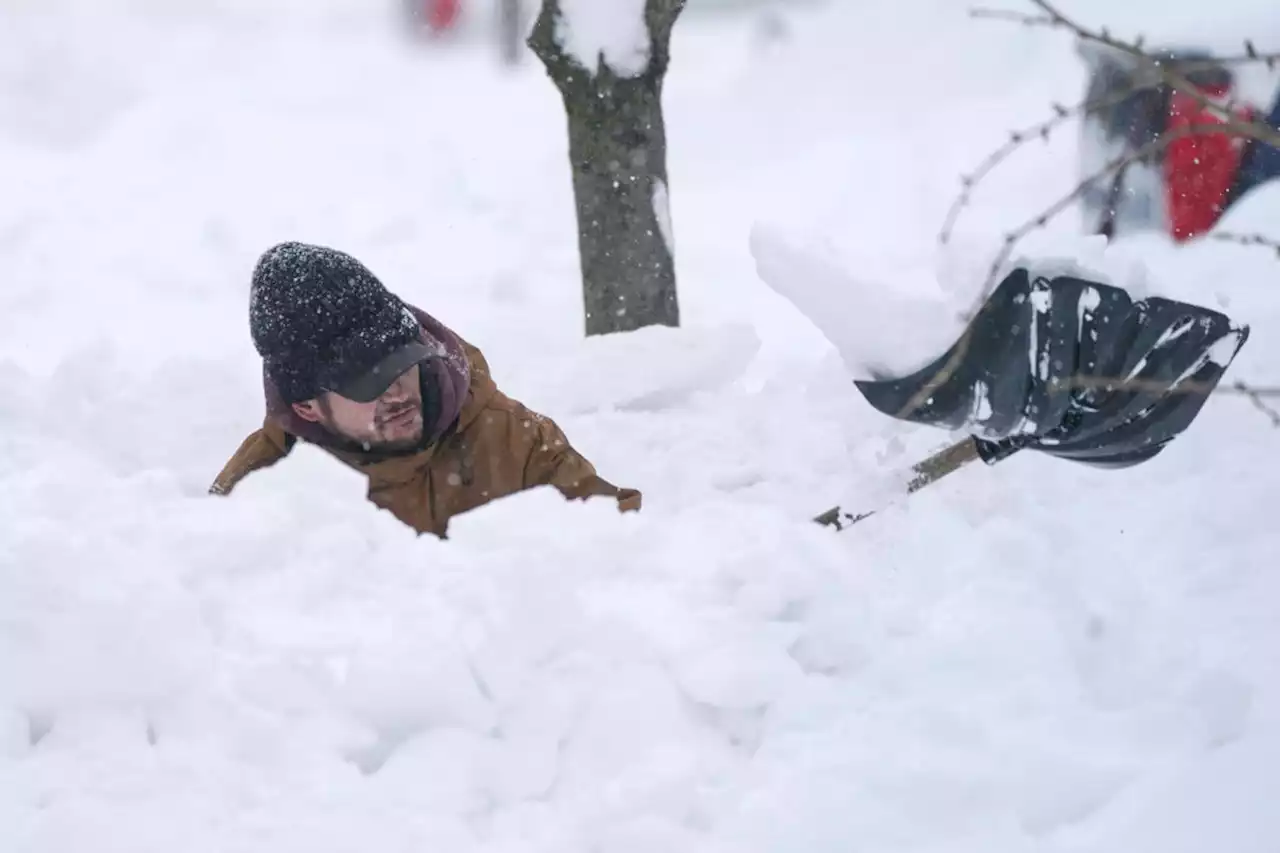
[211,339,640,538]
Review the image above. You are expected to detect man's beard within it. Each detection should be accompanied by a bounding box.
[371,400,425,450]
[317,398,425,453]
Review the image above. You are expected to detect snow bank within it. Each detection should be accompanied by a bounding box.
[502,322,762,414]
[4,2,1279,852]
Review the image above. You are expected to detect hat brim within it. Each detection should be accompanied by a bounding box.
[326,341,435,403]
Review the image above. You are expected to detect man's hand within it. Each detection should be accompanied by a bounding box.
[616,488,642,513]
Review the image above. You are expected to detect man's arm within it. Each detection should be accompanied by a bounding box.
[521,410,642,513]
[209,421,295,496]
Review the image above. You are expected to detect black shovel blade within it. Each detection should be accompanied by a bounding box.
[854,266,1249,468]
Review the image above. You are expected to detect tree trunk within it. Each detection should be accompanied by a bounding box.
[528,0,684,337]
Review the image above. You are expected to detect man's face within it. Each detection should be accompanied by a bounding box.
[293,364,425,451]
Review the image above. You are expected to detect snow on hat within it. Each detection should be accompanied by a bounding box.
[249,241,426,405]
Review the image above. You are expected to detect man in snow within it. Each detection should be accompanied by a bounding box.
[210,242,641,538]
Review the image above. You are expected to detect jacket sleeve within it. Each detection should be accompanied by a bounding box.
[209,421,294,496]
[521,412,642,513]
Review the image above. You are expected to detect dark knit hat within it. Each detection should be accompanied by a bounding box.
[249,241,430,404]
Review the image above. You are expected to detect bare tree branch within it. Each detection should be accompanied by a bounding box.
[1235,380,1280,425]
[969,8,1054,26]
[1210,231,1280,256]
[939,84,1155,246]
[1061,375,1280,398]
[971,7,1280,69]
[973,120,1236,307]
[1021,0,1280,148]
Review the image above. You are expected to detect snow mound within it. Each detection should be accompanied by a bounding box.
[523,323,762,414]
[749,222,963,379]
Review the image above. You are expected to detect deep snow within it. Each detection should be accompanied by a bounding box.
[2,2,1279,852]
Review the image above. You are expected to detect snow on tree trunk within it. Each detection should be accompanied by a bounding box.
[528,0,684,337]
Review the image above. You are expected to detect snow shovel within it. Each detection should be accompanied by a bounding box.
[815,266,1250,531]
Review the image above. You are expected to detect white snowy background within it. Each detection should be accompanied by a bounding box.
[3,1,1279,851]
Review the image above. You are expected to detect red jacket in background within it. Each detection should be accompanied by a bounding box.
[1163,86,1256,242]
[428,0,460,31]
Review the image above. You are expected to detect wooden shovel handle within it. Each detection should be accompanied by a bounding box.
[813,437,983,531]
